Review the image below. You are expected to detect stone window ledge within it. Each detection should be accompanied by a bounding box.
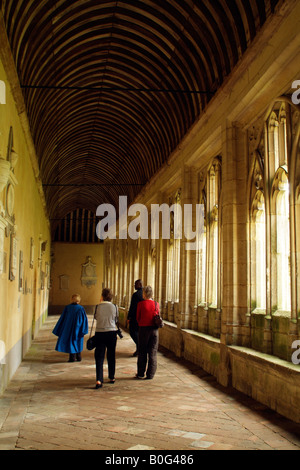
[182,328,221,345]
[229,344,300,373]
[251,309,292,319]
[162,319,177,328]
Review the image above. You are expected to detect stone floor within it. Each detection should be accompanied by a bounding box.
[1,315,300,451]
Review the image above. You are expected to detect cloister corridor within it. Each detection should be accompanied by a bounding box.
[1,0,300,455]
[1,315,300,452]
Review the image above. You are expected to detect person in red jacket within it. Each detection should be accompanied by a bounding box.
[136,285,159,379]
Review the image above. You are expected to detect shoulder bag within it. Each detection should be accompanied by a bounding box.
[153,301,164,328]
[86,305,97,350]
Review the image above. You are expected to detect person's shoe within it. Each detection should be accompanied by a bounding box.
[109,379,115,384]
[135,374,144,379]
[95,381,102,389]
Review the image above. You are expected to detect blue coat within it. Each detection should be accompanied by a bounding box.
[52,303,88,354]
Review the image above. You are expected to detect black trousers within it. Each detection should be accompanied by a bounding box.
[68,352,81,362]
[137,327,158,379]
[129,321,139,349]
[94,331,117,383]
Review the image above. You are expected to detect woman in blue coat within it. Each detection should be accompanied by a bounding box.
[52,294,88,362]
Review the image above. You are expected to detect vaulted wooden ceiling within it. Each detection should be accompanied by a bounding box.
[1,0,280,234]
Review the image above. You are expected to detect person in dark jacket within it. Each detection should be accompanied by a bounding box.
[127,279,143,356]
[52,294,88,362]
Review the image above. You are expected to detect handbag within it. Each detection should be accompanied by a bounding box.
[86,333,96,351]
[153,301,164,328]
[86,306,97,350]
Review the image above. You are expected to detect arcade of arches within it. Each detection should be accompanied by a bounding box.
[0,0,300,423]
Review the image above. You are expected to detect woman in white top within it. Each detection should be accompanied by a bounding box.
[94,288,119,389]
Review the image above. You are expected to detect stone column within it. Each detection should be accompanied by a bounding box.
[221,121,249,347]
[155,192,168,319]
[179,165,198,330]
[124,239,131,311]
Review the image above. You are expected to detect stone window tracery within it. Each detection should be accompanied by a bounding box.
[207,160,221,308]
[196,158,221,310]
[196,190,207,306]
[250,189,266,311]
[249,100,296,319]
[167,190,181,303]
[272,168,291,313]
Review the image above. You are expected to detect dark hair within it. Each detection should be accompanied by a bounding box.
[135,279,143,289]
[102,288,113,302]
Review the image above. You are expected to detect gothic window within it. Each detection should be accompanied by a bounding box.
[250,190,266,310]
[272,168,291,312]
[268,111,280,171]
[207,160,221,308]
[250,100,294,317]
[167,191,181,303]
[268,103,291,315]
[196,159,221,308]
[196,191,207,305]
[167,239,180,303]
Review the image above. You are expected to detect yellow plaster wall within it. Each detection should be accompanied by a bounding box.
[0,58,51,391]
[49,242,104,314]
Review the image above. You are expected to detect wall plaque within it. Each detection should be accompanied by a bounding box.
[81,256,97,288]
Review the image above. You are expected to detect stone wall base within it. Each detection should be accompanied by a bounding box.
[159,322,300,423]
